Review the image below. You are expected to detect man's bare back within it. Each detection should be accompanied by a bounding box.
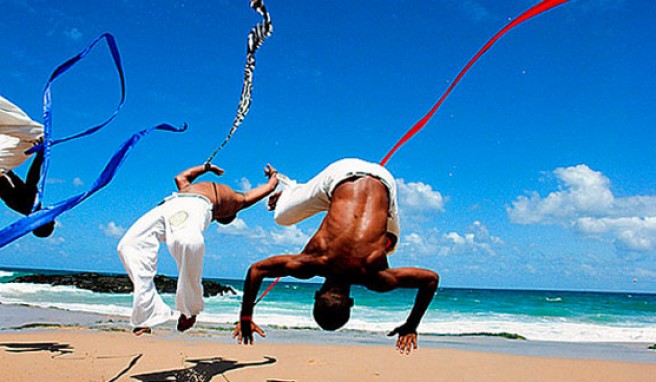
[234,158,439,354]
[176,164,278,222]
[302,176,391,280]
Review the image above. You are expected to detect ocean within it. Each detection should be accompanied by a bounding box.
[1,268,654,343]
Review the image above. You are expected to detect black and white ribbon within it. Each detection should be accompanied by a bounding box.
[206,0,273,164]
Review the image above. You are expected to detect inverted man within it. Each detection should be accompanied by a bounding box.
[234,158,439,354]
[118,163,278,335]
[0,96,55,237]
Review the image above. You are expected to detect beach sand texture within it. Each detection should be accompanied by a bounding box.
[1,328,654,382]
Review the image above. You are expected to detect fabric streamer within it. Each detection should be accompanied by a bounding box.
[254,277,280,305]
[27,33,126,210]
[380,0,569,166]
[0,123,187,249]
[249,0,571,306]
[205,0,273,164]
[216,0,275,304]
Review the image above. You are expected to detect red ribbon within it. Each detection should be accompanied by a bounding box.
[257,0,570,305]
[380,0,569,166]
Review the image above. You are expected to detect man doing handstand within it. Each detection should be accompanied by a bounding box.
[233,158,438,354]
[118,163,278,335]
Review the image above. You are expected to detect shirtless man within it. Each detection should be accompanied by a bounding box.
[233,158,439,354]
[118,163,278,335]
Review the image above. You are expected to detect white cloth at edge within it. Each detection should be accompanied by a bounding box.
[274,158,401,253]
[117,193,213,328]
[0,96,44,175]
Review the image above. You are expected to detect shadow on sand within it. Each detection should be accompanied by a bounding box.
[0,342,73,355]
[131,356,276,382]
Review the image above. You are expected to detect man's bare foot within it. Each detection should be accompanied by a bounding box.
[132,327,151,336]
[177,314,196,332]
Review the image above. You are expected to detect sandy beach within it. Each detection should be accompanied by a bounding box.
[0,304,654,382]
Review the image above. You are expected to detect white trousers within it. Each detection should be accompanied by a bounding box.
[0,96,43,175]
[274,158,401,253]
[117,193,212,328]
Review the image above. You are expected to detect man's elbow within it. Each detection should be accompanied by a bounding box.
[174,175,187,190]
[247,262,265,280]
[426,271,439,290]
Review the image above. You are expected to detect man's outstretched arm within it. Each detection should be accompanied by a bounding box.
[1,150,45,215]
[235,254,315,345]
[373,267,439,354]
[241,164,278,209]
[174,163,224,190]
[25,149,44,190]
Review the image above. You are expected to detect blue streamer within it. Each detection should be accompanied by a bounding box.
[0,123,187,249]
[27,33,126,210]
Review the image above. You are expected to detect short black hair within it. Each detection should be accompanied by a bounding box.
[217,215,236,225]
[32,220,55,238]
[313,290,354,331]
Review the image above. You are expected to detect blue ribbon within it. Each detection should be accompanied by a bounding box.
[27,33,126,210]
[0,123,187,249]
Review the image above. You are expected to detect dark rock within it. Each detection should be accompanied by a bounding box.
[10,272,237,297]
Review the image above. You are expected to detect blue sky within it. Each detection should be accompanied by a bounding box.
[1,0,654,292]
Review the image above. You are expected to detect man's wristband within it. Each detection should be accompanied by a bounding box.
[240,316,252,321]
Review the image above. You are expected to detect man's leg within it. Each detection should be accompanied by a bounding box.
[117,209,172,332]
[273,171,330,225]
[0,171,31,214]
[168,229,205,332]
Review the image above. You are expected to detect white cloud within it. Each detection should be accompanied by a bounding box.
[270,226,310,247]
[443,221,502,256]
[508,164,656,253]
[397,178,445,213]
[508,165,614,224]
[64,27,83,41]
[401,221,502,257]
[100,222,126,238]
[216,217,254,236]
[403,232,440,256]
[217,218,309,248]
[239,177,252,191]
[458,0,492,22]
[73,177,84,187]
[576,217,656,252]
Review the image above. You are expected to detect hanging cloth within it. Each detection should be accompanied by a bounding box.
[27,33,126,210]
[205,0,273,164]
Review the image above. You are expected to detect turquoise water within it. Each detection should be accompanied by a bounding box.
[1,268,654,342]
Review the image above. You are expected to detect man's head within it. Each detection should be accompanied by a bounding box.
[313,289,354,331]
[216,215,237,225]
[32,220,55,238]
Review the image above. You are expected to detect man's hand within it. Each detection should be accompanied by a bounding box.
[267,191,281,211]
[387,324,418,355]
[233,318,266,345]
[264,164,278,182]
[203,163,224,176]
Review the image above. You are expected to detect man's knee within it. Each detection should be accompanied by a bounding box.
[273,211,296,226]
[117,236,138,260]
[171,232,205,256]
